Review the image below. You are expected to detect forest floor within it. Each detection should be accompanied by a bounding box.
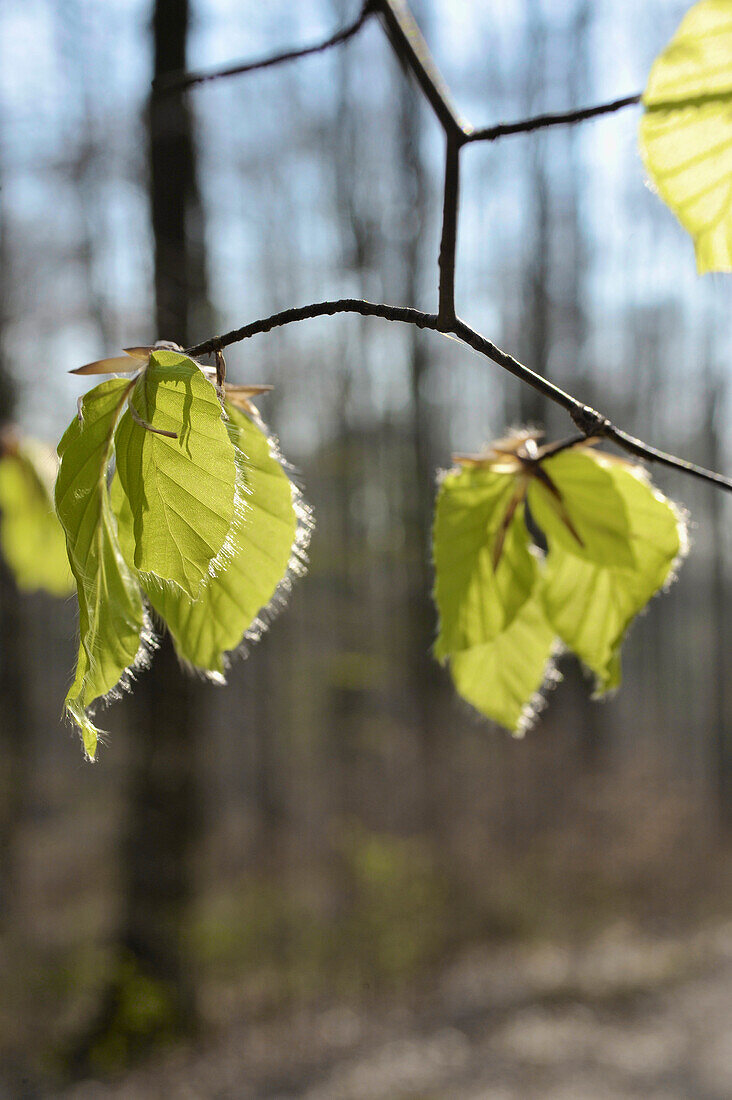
[59,918,732,1100]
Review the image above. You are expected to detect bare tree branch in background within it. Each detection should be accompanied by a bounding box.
[153,0,375,94]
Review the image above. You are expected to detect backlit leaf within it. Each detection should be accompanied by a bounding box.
[539,456,685,693]
[0,441,74,596]
[114,349,237,597]
[112,403,309,676]
[433,464,534,659]
[527,448,635,569]
[639,0,732,273]
[55,378,149,760]
[448,543,557,736]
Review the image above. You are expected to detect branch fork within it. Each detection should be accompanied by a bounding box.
[160,1,729,493]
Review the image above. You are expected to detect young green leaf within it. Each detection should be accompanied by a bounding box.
[527,448,635,569]
[0,440,74,596]
[448,529,557,736]
[55,378,149,761]
[433,464,535,660]
[112,403,309,676]
[114,349,237,597]
[538,455,685,693]
[639,0,732,273]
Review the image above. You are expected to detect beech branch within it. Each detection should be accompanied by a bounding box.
[187,301,732,492]
[438,137,461,323]
[173,0,731,493]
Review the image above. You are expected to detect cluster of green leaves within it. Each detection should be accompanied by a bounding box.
[0,434,73,597]
[640,0,732,273]
[432,434,686,734]
[54,349,309,761]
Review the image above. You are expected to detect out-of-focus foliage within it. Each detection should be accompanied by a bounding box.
[194,826,471,999]
[0,432,73,597]
[433,437,685,733]
[57,352,306,759]
[640,0,732,273]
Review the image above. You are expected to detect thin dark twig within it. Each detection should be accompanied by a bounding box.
[536,434,592,460]
[186,301,732,493]
[466,93,642,143]
[153,2,374,95]
[603,425,732,490]
[372,0,466,137]
[437,136,460,322]
[186,300,441,357]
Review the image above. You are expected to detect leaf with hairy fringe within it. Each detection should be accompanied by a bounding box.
[112,403,308,676]
[114,349,237,597]
[55,378,148,760]
[538,455,685,693]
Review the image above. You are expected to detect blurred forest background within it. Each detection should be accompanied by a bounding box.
[0,0,731,1096]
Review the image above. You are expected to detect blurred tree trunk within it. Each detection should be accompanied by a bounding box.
[121,0,210,1041]
[391,11,446,840]
[559,0,608,770]
[71,0,210,1070]
[320,15,371,926]
[514,0,551,429]
[704,372,732,827]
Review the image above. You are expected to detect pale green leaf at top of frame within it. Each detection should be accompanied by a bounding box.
[114,349,237,597]
[0,441,74,597]
[112,402,308,676]
[527,448,636,569]
[449,556,557,736]
[639,0,732,273]
[539,456,685,695]
[55,378,148,761]
[433,464,535,660]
